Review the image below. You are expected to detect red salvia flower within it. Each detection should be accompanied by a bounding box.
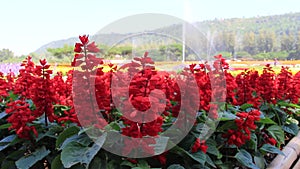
[223,109,260,147]
[191,138,208,153]
[256,64,277,104]
[6,99,37,139]
[79,35,89,45]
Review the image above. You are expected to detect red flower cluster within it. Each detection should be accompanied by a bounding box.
[0,72,9,101]
[256,64,277,104]
[191,138,208,153]
[115,53,168,156]
[31,59,56,121]
[263,133,277,146]
[235,64,300,107]
[276,66,300,103]
[52,70,79,125]
[3,56,80,139]
[6,99,37,139]
[235,69,260,107]
[223,109,260,147]
[72,35,106,129]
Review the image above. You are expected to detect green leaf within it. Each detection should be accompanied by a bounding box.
[190,151,206,165]
[260,104,269,111]
[205,153,217,168]
[6,149,26,161]
[219,111,237,121]
[137,159,150,168]
[37,125,65,141]
[287,107,300,115]
[235,149,259,169]
[106,121,121,131]
[61,133,106,168]
[171,145,206,165]
[61,142,88,168]
[282,123,299,135]
[0,135,16,151]
[240,103,253,110]
[78,126,94,136]
[56,126,80,148]
[7,135,22,147]
[107,160,121,169]
[0,111,7,119]
[121,160,137,168]
[0,123,11,130]
[85,136,106,168]
[273,107,287,122]
[15,146,50,169]
[260,144,284,155]
[89,157,104,169]
[51,155,64,169]
[1,160,16,169]
[254,154,265,169]
[258,118,276,124]
[60,133,92,150]
[167,164,185,169]
[25,99,34,108]
[217,121,236,132]
[49,125,64,133]
[267,125,285,144]
[206,139,222,159]
[247,133,258,151]
[277,101,300,108]
[216,163,232,169]
[8,91,18,101]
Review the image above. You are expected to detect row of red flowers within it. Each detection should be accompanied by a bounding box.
[0,35,299,168]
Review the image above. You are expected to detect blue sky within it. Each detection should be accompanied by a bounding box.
[0,0,299,56]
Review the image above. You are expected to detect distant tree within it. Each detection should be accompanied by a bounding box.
[159,43,183,61]
[257,30,267,53]
[242,31,257,55]
[0,48,14,62]
[280,32,295,52]
[105,45,132,59]
[224,31,236,57]
[296,31,300,52]
[287,51,300,60]
[264,31,276,52]
[47,44,74,60]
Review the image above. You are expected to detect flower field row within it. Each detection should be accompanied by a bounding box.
[0,35,300,169]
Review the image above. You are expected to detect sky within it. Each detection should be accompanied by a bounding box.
[0,0,299,56]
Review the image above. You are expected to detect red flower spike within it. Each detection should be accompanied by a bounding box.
[191,138,208,153]
[223,109,260,147]
[74,43,83,53]
[39,59,47,66]
[79,35,89,45]
[75,53,84,59]
[144,51,149,57]
[87,41,100,53]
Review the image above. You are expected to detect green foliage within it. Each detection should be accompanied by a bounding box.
[15,146,50,169]
[0,48,14,62]
[159,43,185,61]
[47,44,74,60]
[235,149,259,169]
[259,144,284,155]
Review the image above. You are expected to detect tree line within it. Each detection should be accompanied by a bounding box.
[212,29,300,60]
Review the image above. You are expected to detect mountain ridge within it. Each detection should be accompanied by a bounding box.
[34,12,300,54]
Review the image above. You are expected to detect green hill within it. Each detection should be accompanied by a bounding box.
[34,12,300,61]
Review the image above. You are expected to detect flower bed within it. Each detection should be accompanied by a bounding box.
[0,35,300,169]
